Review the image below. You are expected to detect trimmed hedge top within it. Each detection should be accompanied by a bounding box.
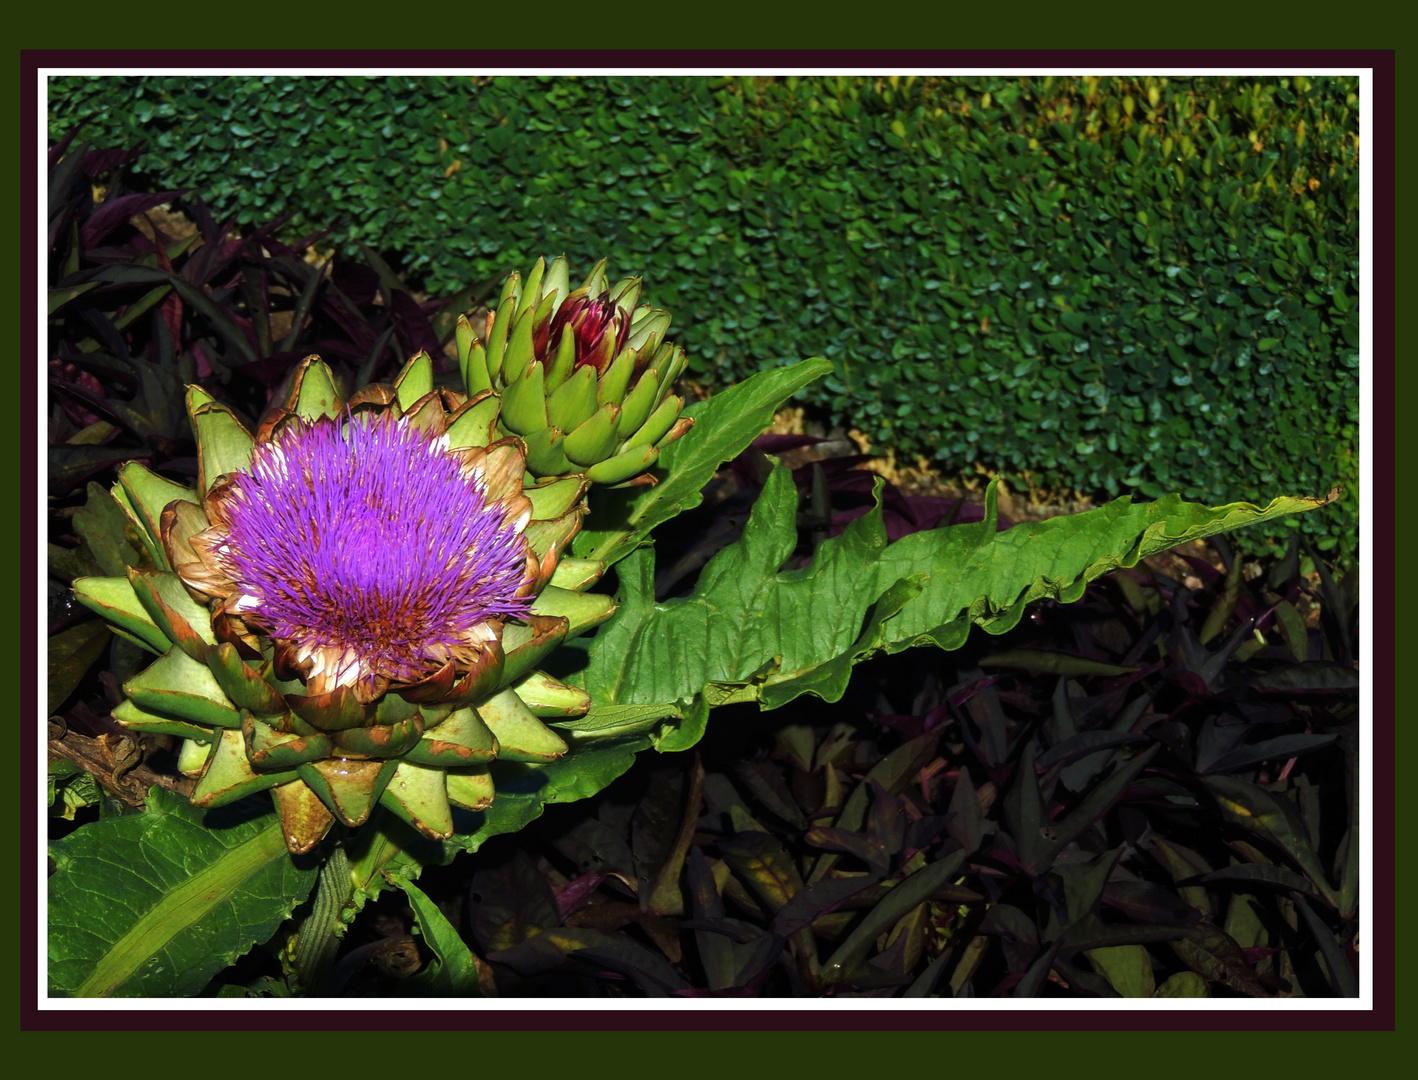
[49,74,1359,554]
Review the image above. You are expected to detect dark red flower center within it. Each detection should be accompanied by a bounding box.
[548,296,630,372]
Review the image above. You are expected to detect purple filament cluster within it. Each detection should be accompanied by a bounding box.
[221,412,532,683]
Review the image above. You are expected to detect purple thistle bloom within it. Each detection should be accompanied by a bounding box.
[218,412,533,690]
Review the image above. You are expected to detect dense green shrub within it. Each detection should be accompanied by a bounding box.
[47,74,1359,554]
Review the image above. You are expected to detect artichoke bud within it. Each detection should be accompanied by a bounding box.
[72,353,617,855]
[461,256,694,487]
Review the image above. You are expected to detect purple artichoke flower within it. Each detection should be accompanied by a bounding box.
[212,411,535,700]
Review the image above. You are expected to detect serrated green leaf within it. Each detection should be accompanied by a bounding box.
[48,787,317,997]
[649,693,711,753]
[581,461,1327,724]
[759,572,925,709]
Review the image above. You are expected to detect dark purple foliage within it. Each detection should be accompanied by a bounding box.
[48,138,476,498]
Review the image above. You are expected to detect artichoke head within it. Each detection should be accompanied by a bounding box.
[73,353,612,854]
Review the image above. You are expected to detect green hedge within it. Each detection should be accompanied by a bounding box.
[49,74,1360,554]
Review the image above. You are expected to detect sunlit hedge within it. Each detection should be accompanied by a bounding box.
[49,74,1360,553]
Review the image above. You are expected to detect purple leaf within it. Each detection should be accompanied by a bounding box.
[80,191,184,249]
[554,873,605,920]
[317,292,380,353]
[947,674,1002,710]
[186,199,224,246]
[770,871,885,937]
[1181,555,1224,585]
[752,433,822,454]
[48,130,80,169]
[331,260,381,306]
[1251,661,1359,695]
[82,146,142,177]
[391,289,442,362]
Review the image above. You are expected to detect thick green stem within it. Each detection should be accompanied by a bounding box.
[287,846,353,995]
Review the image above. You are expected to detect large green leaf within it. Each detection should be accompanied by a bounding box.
[48,787,318,997]
[572,358,832,568]
[569,464,1332,740]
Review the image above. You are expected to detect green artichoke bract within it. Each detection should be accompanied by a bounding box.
[72,354,613,854]
[457,256,693,487]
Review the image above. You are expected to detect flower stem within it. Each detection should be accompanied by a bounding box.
[287,844,353,995]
